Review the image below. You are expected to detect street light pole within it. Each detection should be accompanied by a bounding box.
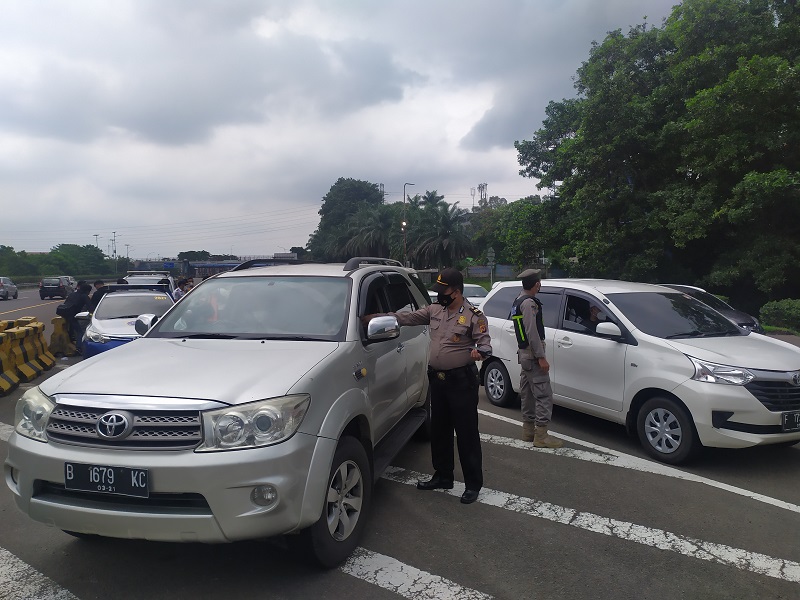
[403,182,414,266]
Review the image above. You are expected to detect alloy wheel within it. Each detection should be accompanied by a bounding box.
[325,459,363,541]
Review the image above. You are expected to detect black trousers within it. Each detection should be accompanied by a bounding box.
[428,367,483,491]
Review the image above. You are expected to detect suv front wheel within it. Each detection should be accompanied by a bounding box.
[636,396,700,464]
[290,436,372,568]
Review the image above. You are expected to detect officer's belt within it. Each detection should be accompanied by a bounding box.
[427,365,472,381]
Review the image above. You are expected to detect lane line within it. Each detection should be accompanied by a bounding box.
[478,409,800,514]
[0,424,13,442]
[383,467,800,584]
[0,547,78,600]
[0,299,60,317]
[342,548,492,599]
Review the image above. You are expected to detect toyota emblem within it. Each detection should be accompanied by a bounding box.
[793,372,800,387]
[97,412,132,438]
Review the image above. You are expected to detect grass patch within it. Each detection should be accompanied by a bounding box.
[763,325,800,336]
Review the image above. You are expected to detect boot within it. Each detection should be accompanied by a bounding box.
[522,421,536,442]
[534,426,563,448]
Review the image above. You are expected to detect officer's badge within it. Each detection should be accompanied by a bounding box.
[452,334,460,342]
[479,322,487,333]
[458,315,467,325]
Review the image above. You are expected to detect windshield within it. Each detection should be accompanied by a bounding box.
[463,285,488,298]
[151,276,350,340]
[96,293,174,319]
[687,289,733,312]
[606,292,743,339]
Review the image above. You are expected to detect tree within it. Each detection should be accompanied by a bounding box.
[421,190,445,208]
[410,203,472,269]
[515,0,800,305]
[307,178,384,261]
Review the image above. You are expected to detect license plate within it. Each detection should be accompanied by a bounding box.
[781,411,800,433]
[64,463,149,498]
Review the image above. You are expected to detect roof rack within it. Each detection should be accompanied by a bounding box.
[231,258,313,272]
[126,271,171,276]
[343,257,404,271]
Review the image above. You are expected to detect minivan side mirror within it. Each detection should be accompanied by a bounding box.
[367,315,400,341]
[595,322,622,338]
[135,314,159,335]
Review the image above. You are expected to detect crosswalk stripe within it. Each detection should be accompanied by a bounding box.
[478,410,800,514]
[0,547,78,600]
[382,466,800,584]
[342,548,492,599]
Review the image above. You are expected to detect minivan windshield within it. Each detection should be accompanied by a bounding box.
[151,276,350,340]
[96,293,174,320]
[606,292,743,339]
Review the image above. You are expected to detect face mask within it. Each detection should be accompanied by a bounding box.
[437,292,455,307]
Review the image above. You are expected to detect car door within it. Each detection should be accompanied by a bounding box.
[384,273,428,406]
[551,291,627,412]
[358,273,410,442]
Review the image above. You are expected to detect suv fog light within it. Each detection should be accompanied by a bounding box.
[251,485,278,508]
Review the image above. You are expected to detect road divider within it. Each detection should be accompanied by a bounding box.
[0,317,59,396]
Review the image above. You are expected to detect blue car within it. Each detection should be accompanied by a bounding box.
[81,286,175,358]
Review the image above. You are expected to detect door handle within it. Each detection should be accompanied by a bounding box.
[396,343,405,353]
[556,337,573,348]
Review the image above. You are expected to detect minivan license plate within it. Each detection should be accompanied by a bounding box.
[64,463,149,498]
[781,411,800,433]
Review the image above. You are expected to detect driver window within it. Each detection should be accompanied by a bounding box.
[563,294,609,336]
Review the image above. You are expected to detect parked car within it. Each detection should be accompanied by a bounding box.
[661,284,764,333]
[478,279,800,464]
[39,276,73,299]
[7,257,431,567]
[124,271,176,293]
[78,286,175,358]
[61,275,78,289]
[428,283,488,307]
[0,277,18,300]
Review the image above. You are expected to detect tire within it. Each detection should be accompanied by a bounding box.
[12,291,17,299]
[636,396,700,464]
[62,530,99,540]
[289,436,372,568]
[482,359,517,407]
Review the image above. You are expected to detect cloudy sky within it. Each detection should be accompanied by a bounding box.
[1,0,678,260]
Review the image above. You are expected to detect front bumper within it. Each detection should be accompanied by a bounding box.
[83,338,132,358]
[674,379,800,449]
[5,431,336,542]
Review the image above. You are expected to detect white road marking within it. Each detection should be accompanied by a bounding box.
[0,423,13,442]
[478,409,800,514]
[0,547,78,600]
[343,548,492,599]
[383,466,800,584]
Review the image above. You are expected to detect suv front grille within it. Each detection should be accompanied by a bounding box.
[744,381,800,412]
[47,406,203,450]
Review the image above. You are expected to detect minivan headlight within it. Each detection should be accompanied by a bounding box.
[15,387,55,442]
[688,356,755,385]
[197,394,311,452]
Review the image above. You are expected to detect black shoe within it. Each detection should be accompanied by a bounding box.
[416,474,454,490]
[460,489,480,504]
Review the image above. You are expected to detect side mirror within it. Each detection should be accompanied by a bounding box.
[367,315,400,341]
[134,314,159,336]
[595,321,622,338]
[75,311,91,325]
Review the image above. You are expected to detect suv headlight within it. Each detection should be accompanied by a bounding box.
[197,394,311,452]
[15,387,55,442]
[85,325,107,343]
[688,356,755,385]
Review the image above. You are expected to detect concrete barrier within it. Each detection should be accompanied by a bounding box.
[0,331,20,394]
[49,316,77,357]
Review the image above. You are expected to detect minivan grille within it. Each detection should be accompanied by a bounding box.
[744,381,800,412]
[46,405,203,450]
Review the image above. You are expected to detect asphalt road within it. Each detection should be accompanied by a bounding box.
[0,292,799,599]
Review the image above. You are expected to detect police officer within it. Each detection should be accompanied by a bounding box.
[510,269,563,448]
[364,268,492,504]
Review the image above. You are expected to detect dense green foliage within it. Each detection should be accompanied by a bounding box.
[0,244,125,280]
[760,299,800,331]
[515,0,800,310]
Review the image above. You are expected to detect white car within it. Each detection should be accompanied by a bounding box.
[428,283,488,308]
[478,279,800,464]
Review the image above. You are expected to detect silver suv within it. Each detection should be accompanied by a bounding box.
[6,258,431,567]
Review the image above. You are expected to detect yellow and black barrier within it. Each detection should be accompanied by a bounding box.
[49,316,76,357]
[0,316,66,396]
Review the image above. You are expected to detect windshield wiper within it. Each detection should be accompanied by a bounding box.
[666,330,727,339]
[179,333,241,339]
[244,335,334,342]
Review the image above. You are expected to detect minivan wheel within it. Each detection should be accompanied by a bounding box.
[637,397,699,464]
[483,360,517,407]
[289,436,371,568]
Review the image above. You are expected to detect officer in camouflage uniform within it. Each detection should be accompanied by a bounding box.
[510,269,563,448]
[364,268,492,504]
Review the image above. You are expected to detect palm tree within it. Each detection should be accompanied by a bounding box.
[411,203,472,269]
[421,190,445,208]
[342,205,397,258]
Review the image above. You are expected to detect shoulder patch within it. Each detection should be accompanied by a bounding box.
[469,306,484,316]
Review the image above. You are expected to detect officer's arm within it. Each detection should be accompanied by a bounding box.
[393,304,432,327]
[521,300,546,359]
[472,315,492,357]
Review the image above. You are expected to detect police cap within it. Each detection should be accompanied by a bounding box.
[517,268,542,278]
[431,268,464,292]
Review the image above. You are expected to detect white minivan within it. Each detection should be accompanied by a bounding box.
[479,279,800,463]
